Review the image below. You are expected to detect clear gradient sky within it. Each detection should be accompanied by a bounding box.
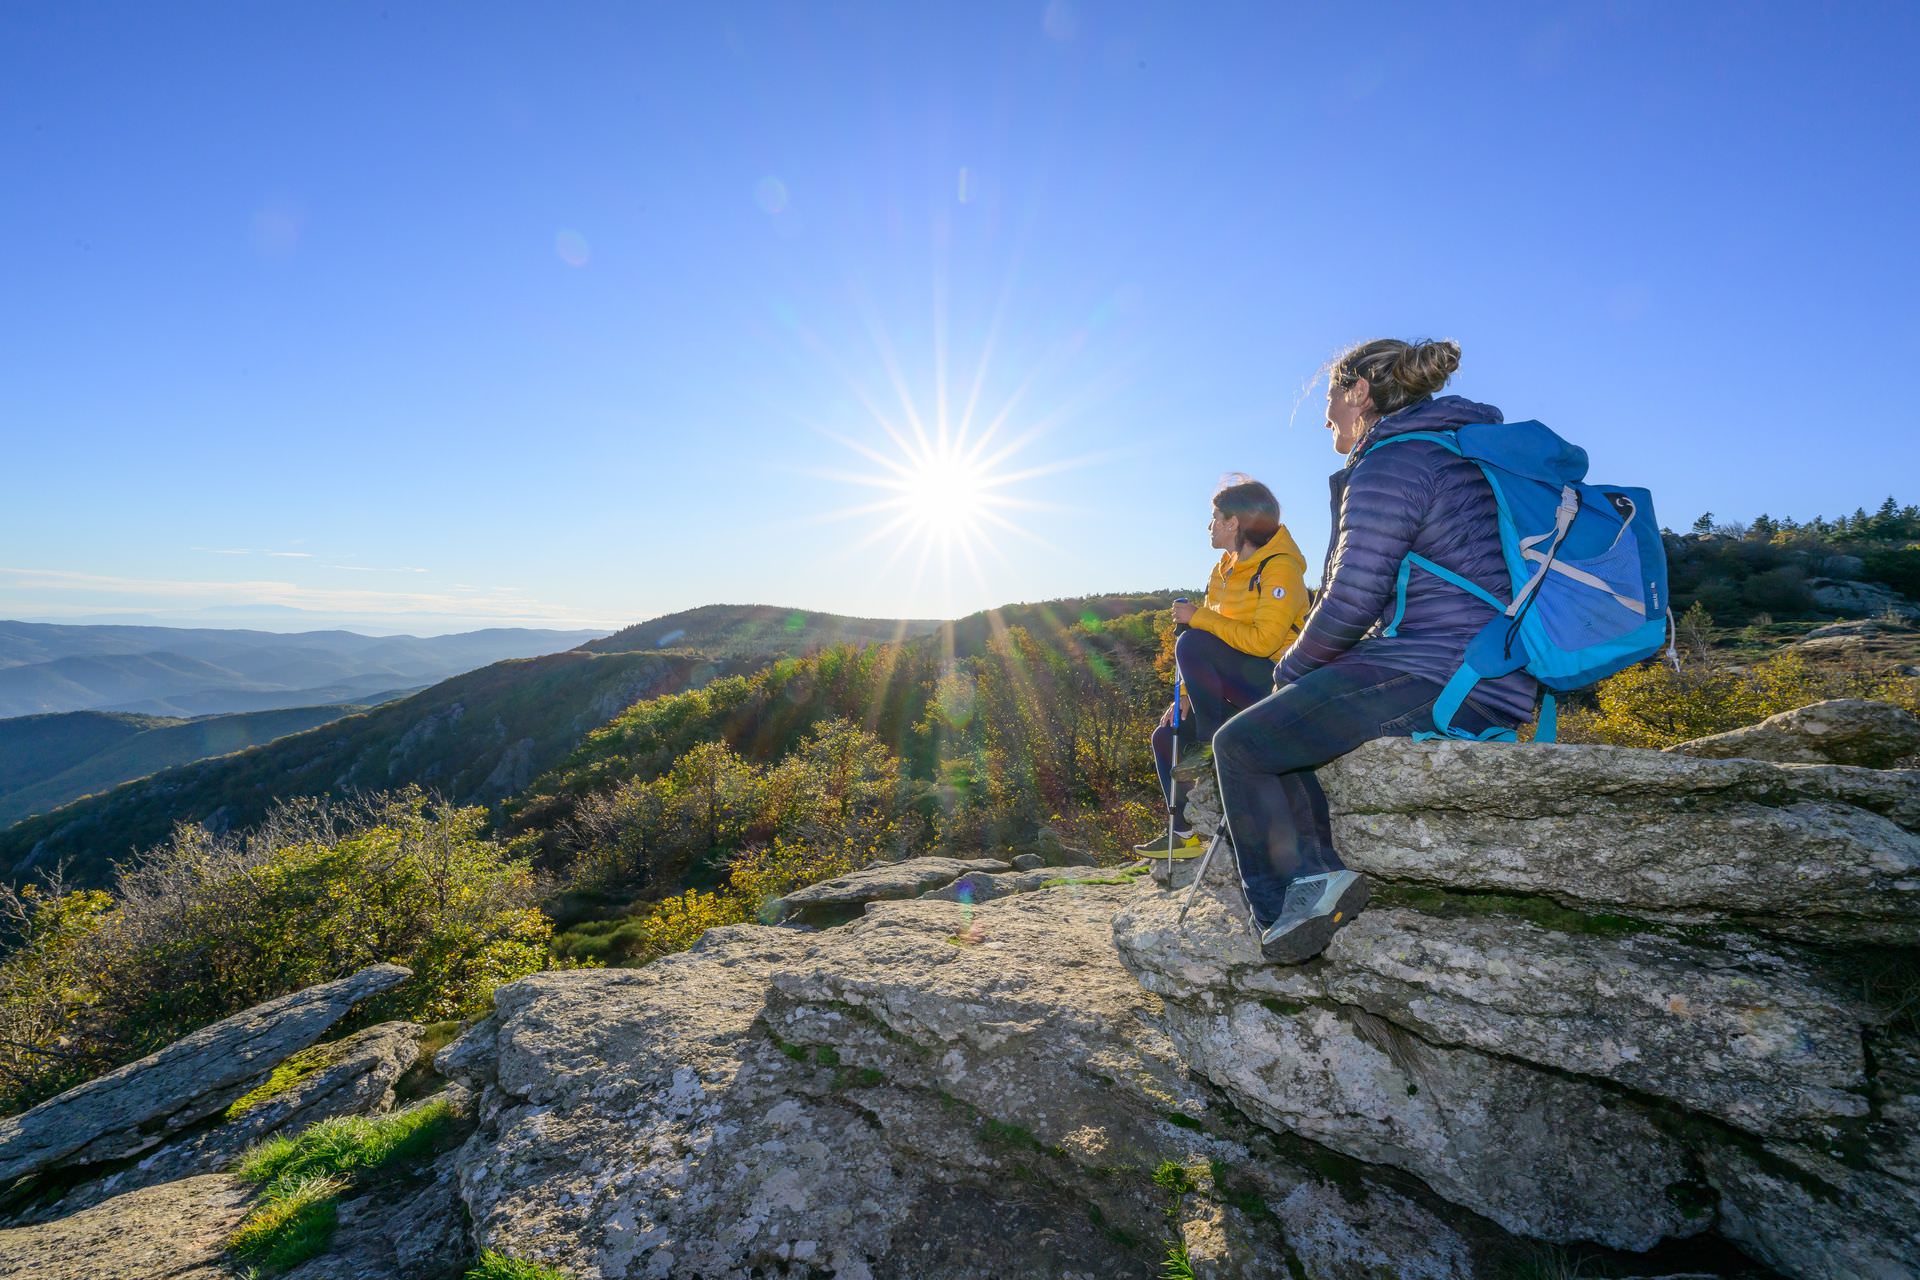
[4,2,1916,634]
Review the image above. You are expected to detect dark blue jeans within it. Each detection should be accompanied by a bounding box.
[1152,629,1276,829]
[1211,661,1510,928]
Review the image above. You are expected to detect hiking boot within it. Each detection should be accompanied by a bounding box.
[1133,829,1204,857]
[1170,742,1213,783]
[1258,870,1370,964]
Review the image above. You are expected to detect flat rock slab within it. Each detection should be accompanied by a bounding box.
[0,1173,250,1280]
[769,856,1009,923]
[1670,698,1920,768]
[1118,888,1866,1138]
[916,868,1060,902]
[13,1021,424,1225]
[0,962,410,1185]
[1318,738,1920,944]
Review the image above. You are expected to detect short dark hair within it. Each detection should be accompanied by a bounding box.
[1213,479,1280,547]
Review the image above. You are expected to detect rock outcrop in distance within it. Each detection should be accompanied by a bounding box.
[1,700,1916,1279]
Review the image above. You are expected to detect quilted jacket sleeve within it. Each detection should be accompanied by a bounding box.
[1276,445,1436,684]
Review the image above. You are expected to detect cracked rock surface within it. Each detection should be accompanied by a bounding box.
[452,887,1512,1280]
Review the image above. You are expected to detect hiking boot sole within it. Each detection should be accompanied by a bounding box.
[1259,874,1370,965]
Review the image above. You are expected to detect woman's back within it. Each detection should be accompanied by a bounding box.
[1280,394,1537,723]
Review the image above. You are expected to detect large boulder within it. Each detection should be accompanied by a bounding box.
[0,963,410,1186]
[1115,880,1704,1250]
[916,867,1064,902]
[452,889,1519,1279]
[1670,698,1920,768]
[1113,785,1920,1276]
[1122,894,1866,1138]
[767,855,1010,924]
[1807,577,1920,619]
[1182,737,1920,943]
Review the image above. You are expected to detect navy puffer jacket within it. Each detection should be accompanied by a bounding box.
[1276,394,1538,725]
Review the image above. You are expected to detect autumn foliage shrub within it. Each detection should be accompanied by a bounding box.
[0,789,549,1114]
[1559,648,1920,749]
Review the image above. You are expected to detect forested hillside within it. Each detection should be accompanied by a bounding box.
[1668,496,1920,625]
[0,595,1175,891]
[0,704,364,826]
[0,649,741,886]
[581,604,942,657]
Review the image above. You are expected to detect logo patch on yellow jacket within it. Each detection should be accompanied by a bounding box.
[1271,587,1287,599]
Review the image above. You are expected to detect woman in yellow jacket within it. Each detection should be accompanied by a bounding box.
[1137,477,1309,854]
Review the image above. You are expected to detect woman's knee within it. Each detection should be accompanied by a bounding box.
[1211,713,1256,768]
[1174,627,1221,669]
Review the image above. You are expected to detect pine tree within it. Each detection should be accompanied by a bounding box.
[1691,512,1715,534]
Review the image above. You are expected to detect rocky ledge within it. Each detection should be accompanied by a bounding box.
[4,706,1917,1279]
[444,885,1547,1280]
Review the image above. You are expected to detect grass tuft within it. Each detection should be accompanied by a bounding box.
[236,1098,453,1186]
[227,1099,456,1271]
[1497,1244,1602,1280]
[1161,1241,1196,1280]
[1152,1159,1195,1195]
[466,1250,574,1280]
[227,1172,346,1270]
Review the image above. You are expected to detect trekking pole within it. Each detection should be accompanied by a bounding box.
[1176,832,1222,925]
[1165,598,1191,880]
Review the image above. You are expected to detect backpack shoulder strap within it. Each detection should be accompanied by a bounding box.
[1360,429,1463,459]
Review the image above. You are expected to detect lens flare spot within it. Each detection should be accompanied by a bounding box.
[555,229,591,267]
[755,177,790,214]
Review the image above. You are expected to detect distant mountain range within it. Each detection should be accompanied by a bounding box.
[0,596,1173,887]
[0,621,606,718]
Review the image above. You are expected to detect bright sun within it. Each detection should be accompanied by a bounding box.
[801,309,1097,604]
[813,404,1054,593]
[900,448,990,541]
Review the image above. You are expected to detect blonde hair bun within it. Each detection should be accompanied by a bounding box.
[1331,337,1462,416]
[1390,339,1461,399]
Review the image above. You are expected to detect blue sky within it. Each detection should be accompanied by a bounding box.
[3,1,1916,634]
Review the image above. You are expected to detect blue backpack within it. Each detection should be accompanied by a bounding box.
[1364,421,1671,743]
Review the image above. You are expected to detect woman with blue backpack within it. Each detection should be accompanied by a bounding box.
[1214,336,1669,963]
[1215,338,1533,963]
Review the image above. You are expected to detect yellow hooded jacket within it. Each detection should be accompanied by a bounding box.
[1187,525,1310,660]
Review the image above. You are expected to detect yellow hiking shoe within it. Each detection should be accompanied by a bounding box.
[1132,830,1204,858]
